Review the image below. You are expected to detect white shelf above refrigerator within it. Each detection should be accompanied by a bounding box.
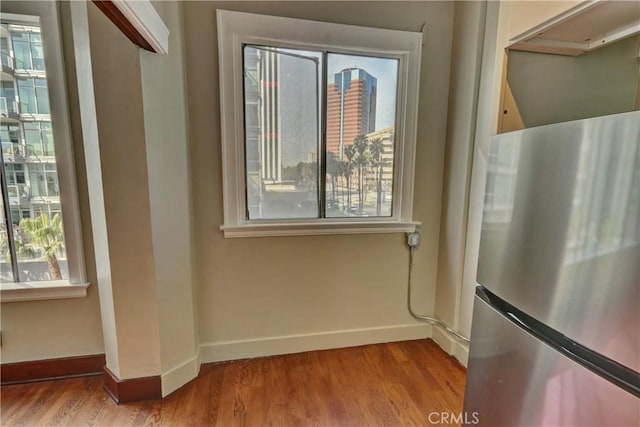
[508,0,640,56]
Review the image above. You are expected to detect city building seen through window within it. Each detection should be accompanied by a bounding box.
[1,14,68,282]
[218,10,421,237]
[243,45,398,220]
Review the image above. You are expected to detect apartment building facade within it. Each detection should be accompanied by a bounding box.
[1,17,68,282]
[1,20,61,225]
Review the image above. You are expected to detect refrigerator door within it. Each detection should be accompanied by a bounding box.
[477,111,640,371]
[464,293,640,427]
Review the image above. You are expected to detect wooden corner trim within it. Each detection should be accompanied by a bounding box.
[103,367,162,404]
[92,0,155,52]
[1,354,105,385]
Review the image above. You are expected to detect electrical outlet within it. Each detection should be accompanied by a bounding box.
[407,232,421,248]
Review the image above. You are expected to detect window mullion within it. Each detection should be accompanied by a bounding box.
[318,51,328,219]
[0,148,20,282]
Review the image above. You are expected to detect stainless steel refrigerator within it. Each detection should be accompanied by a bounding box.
[463,111,640,426]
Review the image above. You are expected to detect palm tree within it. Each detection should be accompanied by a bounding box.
[326,151,339,203]
[19,213,65,280]
[369,137,385,216]
[343,144,356,211]
[1,227,36,263]
[352,135,371,214]
[336,160,349,209]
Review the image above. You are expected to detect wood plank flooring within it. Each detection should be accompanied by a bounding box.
[1,339,466,426]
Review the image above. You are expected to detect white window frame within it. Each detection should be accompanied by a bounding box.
[1,1,88,301]
[217,10,422,238]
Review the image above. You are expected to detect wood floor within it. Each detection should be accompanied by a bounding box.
[1,339,466,426]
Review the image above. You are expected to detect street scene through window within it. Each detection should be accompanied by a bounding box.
[1,15,68,282]
[243,45,398,220]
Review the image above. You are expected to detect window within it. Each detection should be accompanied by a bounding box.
[217,10,422,237]
[1,81,17,115]
[12,30,45,71]
[1,2,86,294]
[17,77,50,114]
[24,121,54,156]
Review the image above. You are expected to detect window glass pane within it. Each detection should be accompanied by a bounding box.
[9,126,20,144]
[1,82,16,114]
[2,18,68,282]
[0,125,19,144]
[30,167,45,197]
[0,47,7,72]
[42,122,54,155]
[325,54,398,218]
[24,122,43,156]
[16,169,25,184]
[46,171,59,196]
[243,45,321,220]
[31,42,45,71]
[0,190,14,282]
[1,124,20,157]
[17,79,36,113]
[35,86,50,114]
[12,39,31,69]
[9,207,20,224]
[11,32,29,42]
[6,164,16,184]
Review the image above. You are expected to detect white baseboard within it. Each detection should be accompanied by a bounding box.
[432,326,469,367]
[199,323,432,363]
[161,349,201,397]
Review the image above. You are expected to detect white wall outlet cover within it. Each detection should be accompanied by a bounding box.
[407,232,421,247]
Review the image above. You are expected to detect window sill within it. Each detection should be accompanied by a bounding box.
[1,281,90,303]
[220,220,420,238]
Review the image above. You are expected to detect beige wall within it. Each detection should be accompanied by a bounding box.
[506,1,582,40]
[507,35,639,127]
[0,291,104,363]
[183,1,455,358]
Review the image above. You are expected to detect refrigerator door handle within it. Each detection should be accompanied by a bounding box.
[476,286,640,398]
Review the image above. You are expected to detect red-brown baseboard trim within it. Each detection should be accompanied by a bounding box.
[1,354,105,385]
[103,367,162,404]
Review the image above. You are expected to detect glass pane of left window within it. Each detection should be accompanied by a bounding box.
[243,45,322,220]
[1,16,68,282]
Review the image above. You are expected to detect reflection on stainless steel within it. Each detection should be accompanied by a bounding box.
[477,111,640,371]
[464,296,640,427]
[466,111,640,425]
[483,136,520,224]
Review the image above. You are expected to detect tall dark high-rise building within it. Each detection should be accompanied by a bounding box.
[326,68,377,159]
